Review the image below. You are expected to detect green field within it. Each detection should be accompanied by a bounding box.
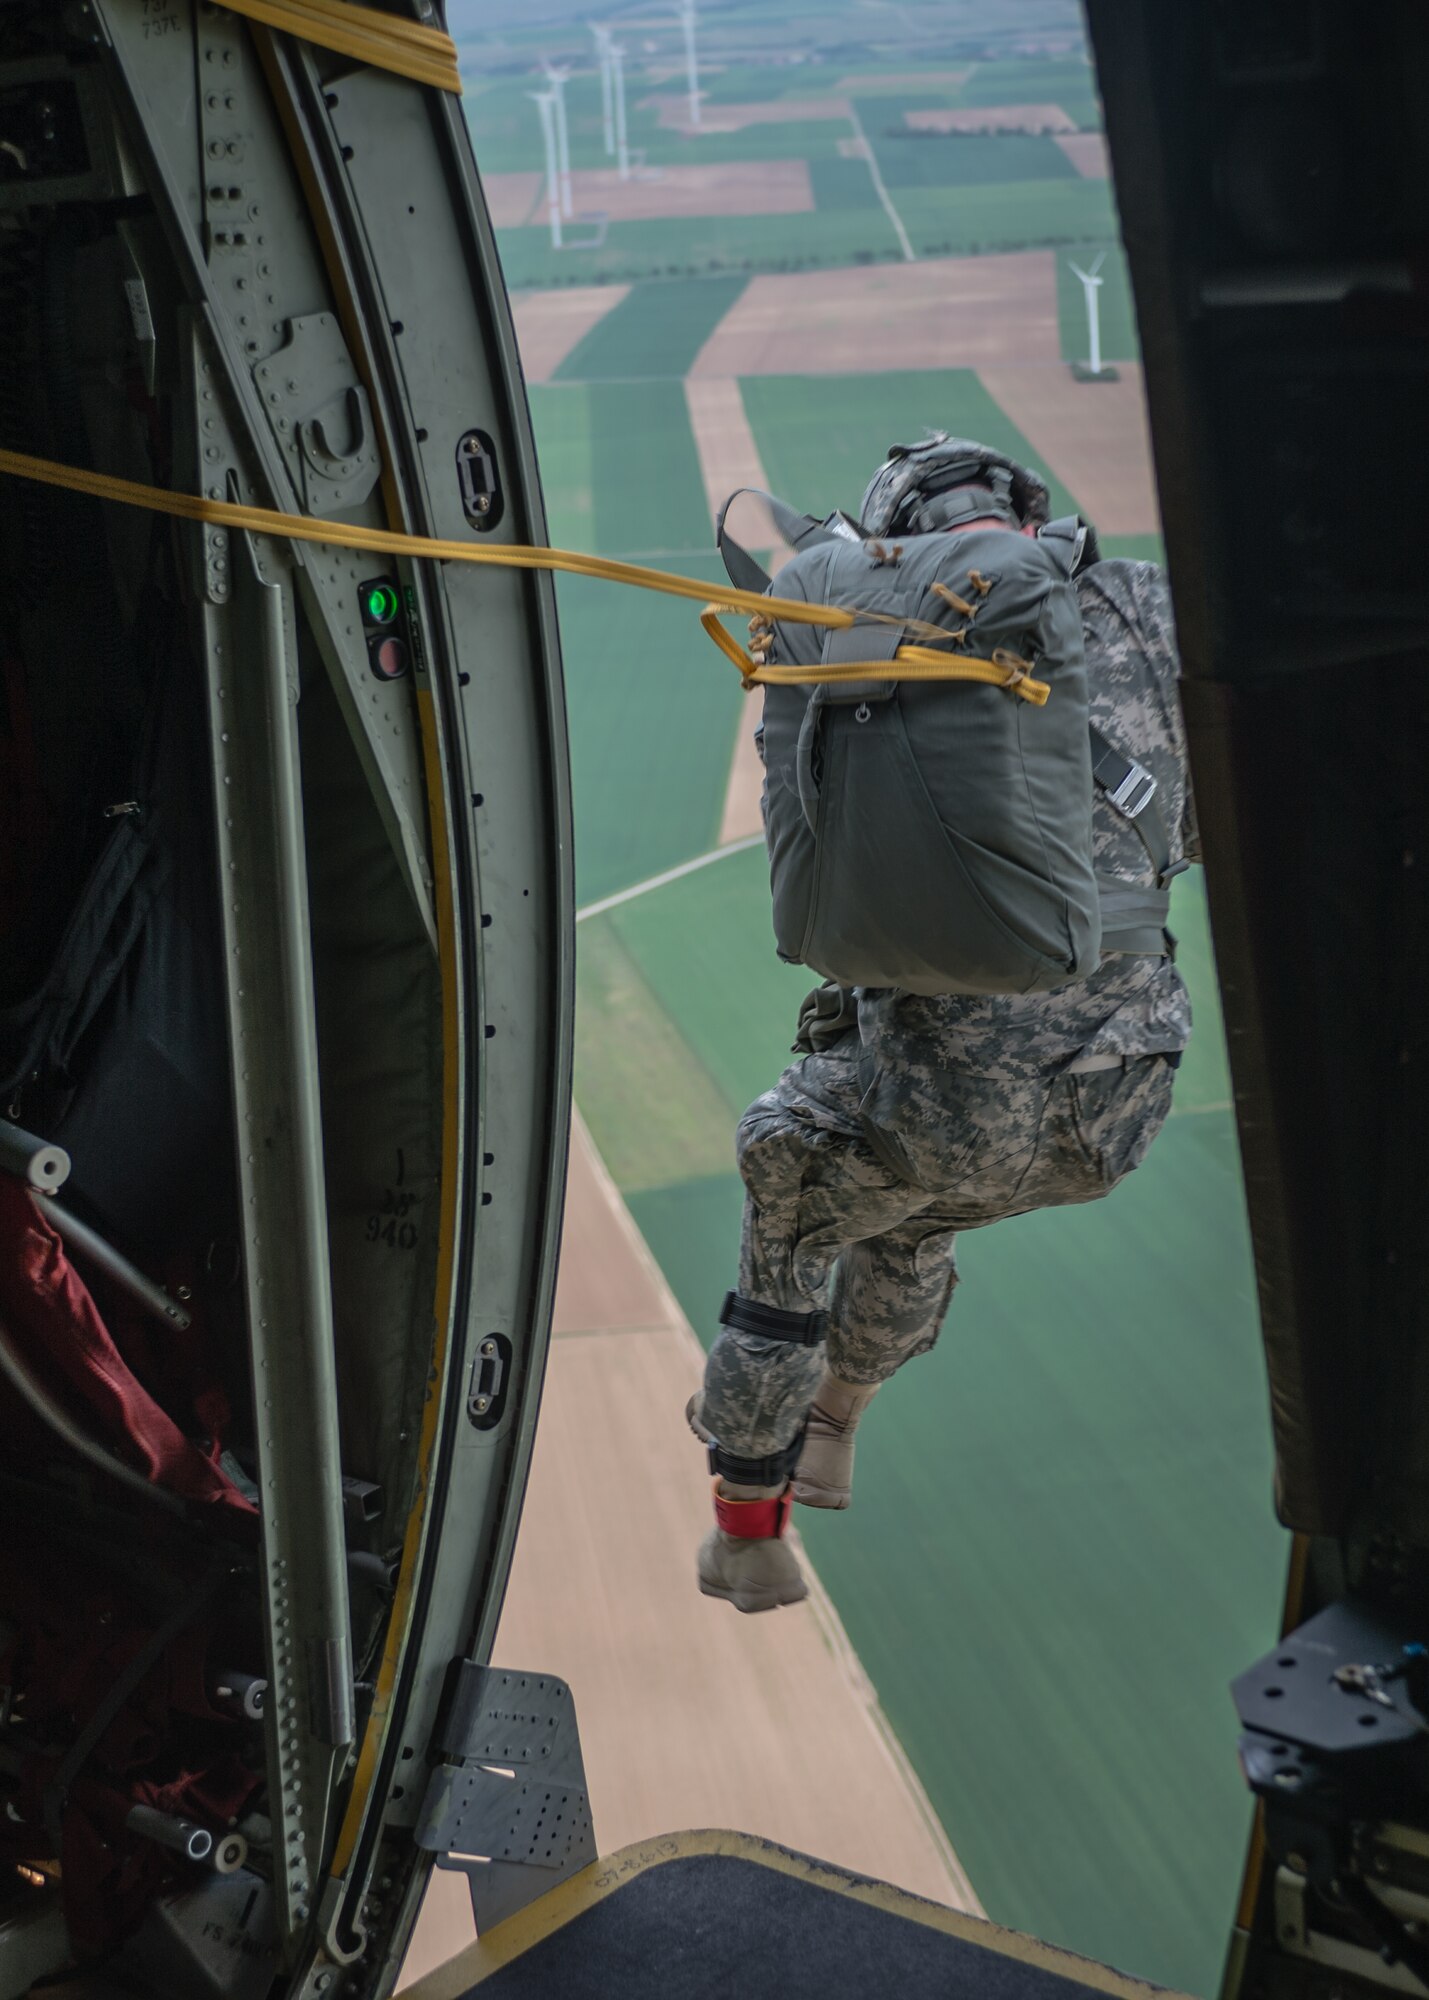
[811,1104,1278,1995]
[739,370,1083,522]
[476,61,1117,287]
[495,207,904,289]
[953,56,1101,129]
[553,276,749,381]
[634,117,853,169]
[860,125,1082,191]
[809,156,886,211]
[465,76,855,176]
[528,379,711,553]
[494,184,1120,290]
[893,179,1119,257]
[550,563,741,905]
[526,377,742,903]
[1100,534,1166,564]
[576,847,1284,1999]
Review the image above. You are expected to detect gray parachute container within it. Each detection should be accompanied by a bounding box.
[760,529,1101,995]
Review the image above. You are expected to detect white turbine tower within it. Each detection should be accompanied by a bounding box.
[591,24,616,158]
[542,63,574,219]
[1068,250,1107,377]
[530,90,562,249]
[677,0,700,130]
[609,39,630,181]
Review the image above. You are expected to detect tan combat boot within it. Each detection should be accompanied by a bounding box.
[791,1372,880,1509]
[697,1481,807,1613]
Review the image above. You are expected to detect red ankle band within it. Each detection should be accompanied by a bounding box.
[713,1479,793,1540]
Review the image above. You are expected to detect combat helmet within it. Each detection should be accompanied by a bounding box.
[859,433,1051,538]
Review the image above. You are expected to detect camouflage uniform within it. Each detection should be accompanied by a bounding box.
[700,559,1197,1463]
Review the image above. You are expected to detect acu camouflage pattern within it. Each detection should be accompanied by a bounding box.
[699,558,1195,1461]
[701,1047,1175,1452]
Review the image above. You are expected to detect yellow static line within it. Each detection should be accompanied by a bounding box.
[0,443,1055,1891]
[0,447,847,624]
[0,449,1039,685]
[402,1829,1193,2000]
[218,0,462,93]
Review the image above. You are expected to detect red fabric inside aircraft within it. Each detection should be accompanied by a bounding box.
[0,1176,254,1517]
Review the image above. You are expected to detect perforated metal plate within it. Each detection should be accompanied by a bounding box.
[416,1666,595,1934]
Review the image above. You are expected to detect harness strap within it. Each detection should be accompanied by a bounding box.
[715,489,862,598]
[1096,875,1173,957]
[719,1291,826,1346]
[1037,512,1103,573]
[1088,724,1185,891]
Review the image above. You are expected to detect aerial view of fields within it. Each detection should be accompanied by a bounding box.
[425,4,1289,1995]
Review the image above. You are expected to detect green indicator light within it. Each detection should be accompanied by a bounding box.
[365,582,399,624]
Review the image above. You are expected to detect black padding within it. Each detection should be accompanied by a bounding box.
[719,1292,826,1346]
[708,1436,803,1487]
[466,1855,1129,2000]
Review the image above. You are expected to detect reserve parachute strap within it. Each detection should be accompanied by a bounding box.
[0,447,1050,698]
[217,0,462,94]
[698,605,1050,704]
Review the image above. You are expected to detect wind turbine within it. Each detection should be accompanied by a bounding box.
[529,90,562,249]
[677,0,701,130]
[591,24,616,158]
[1068,250,1107,377]
[542,62,574,219]
[609,39,630,181]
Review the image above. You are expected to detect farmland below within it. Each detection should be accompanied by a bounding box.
[447,4,1288,1992]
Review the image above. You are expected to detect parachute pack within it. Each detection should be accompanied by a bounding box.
[717,488,1177,997]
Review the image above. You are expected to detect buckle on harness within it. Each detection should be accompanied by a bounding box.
[1108,761,1157,819]
[705,1435,806,1487]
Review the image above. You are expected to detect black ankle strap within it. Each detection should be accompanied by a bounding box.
[707,1428,806,1487]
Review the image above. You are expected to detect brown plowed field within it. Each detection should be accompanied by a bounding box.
[482,169,543,229]
[1054,132,1110,176]
[487,161,815,229]
[719,715,767,847]
[690,253,1061,377]
[510,287,630,384]
[643,93,852,133]
[682,377,785,845]
[977,362,1159,535]
[684,378,788,550]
